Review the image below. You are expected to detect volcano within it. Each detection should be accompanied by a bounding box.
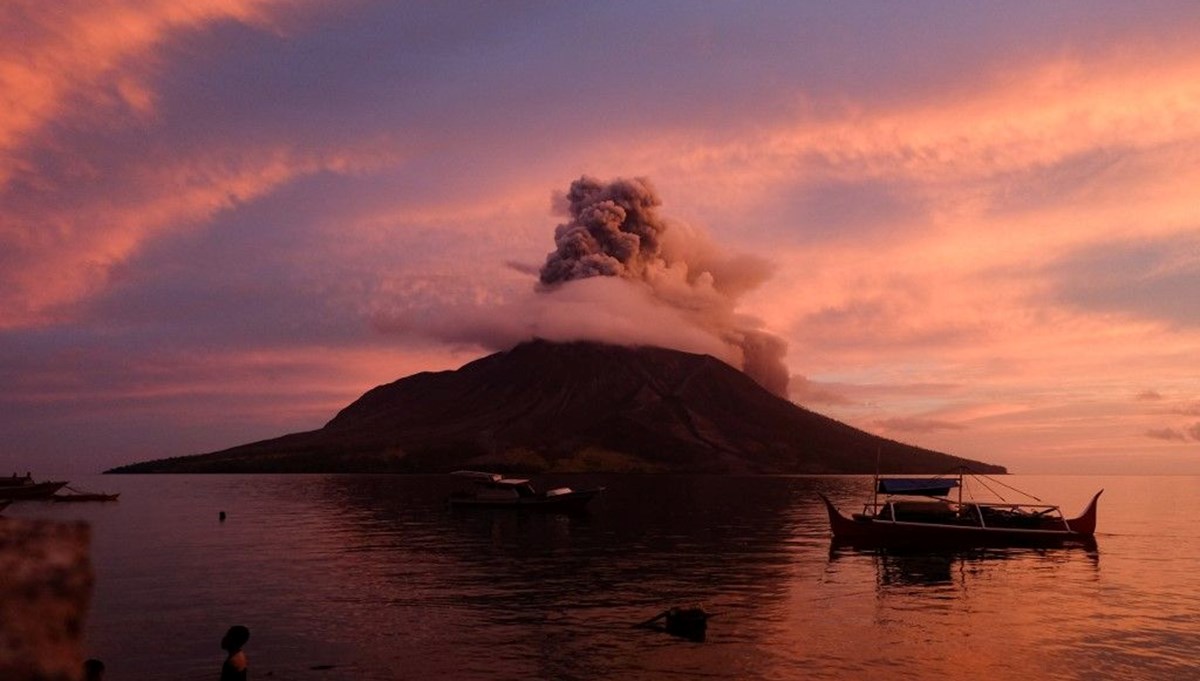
[108,340,1005,474]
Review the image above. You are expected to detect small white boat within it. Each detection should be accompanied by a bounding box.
[448,471,604,511]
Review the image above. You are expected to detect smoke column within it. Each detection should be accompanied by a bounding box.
[371,175,791,397]
[537,176,790,397]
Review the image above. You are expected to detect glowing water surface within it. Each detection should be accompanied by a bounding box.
[10,474,1199,680]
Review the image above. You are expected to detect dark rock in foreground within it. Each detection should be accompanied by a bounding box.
[108,340,1005,475]
[0,519,92,681]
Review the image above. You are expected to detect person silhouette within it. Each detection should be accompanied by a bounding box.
[83,658,105,680]
[219,625,250,681]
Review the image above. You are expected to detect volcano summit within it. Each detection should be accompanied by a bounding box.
[109,340,1004,475]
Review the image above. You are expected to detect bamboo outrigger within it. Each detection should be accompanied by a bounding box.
[447,471,604,511]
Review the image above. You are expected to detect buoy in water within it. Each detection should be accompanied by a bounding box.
[634,604,711,642]
[664,606,709,640]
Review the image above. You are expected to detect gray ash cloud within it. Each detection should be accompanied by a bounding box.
[537,175,789,397]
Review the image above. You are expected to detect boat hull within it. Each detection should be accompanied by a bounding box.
[819,492,1102,548]
[0,481,68,500]
[449,488,603,512]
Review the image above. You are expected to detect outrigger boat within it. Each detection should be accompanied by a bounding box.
[0,475,68,501]
[448,471,604,511]
[48,483,119,502]
[820,469,1102,548]
[0,473,34,487]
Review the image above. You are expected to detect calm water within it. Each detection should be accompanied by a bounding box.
[8,474,1200,680]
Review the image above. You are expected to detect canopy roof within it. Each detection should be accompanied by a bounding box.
[452,470,501,482]
[451,470,530,485]
[877,478,959,496]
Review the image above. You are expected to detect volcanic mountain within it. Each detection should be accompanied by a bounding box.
[109,340,1005,474]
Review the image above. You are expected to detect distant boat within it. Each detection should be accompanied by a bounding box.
[0,473,35,487]
[448,470,604,511]
[820,469,1101,548]
[0,478,69,500]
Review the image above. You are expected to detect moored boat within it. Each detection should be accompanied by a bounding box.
[0,473,34,487]
[448,470,604,511]
[820,470,1101,548]
[0,479,69,500]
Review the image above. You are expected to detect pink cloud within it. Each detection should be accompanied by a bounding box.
[0,0,296,184]
[1171,403,1200,417]
[789,376,855,406]
[1189,423,1200,442]
[5,3,1200,477]
[0,147,385,328]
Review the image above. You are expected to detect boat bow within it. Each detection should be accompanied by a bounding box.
[818,494,867,539]
[1064,490,1103,536]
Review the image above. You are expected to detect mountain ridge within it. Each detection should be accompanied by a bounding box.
[107,339,1006,475]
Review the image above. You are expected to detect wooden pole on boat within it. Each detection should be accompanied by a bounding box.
[957,466,963,507]
[872,447,880,513]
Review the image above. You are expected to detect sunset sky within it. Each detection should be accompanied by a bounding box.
[4,1,1199,475]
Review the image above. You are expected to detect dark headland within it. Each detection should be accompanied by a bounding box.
[107,340,1005,475]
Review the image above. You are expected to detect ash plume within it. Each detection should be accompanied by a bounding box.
[539,176,666,285]
[536,175,790,397]
[372,175,791,398]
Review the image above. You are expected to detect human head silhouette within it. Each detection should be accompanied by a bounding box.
[83,658,105,680]
[221,625,250,653]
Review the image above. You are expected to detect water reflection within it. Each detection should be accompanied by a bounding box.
[277,474,828,679]
[829,541,1101,590]
[12,473,1198,680]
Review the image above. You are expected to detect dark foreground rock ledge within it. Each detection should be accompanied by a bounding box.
[0,519,93,681]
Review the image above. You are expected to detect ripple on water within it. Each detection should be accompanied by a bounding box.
[7,473,1200,680]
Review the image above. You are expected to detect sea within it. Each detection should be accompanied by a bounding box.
[7,474,1200,680]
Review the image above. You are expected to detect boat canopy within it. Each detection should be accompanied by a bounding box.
[450,471,530,486]
[877,478,958,496]
[451,470,502,482]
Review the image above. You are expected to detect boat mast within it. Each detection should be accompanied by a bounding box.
[957,466,964,506]
[872,447,880,513]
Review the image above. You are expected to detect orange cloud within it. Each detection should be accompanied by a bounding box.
[668,46,1200,187]
[6,5,1198,474]
[637,47,1200,471]
[0,0,363,327]
[0,144,398,329]
[0,1,302,183]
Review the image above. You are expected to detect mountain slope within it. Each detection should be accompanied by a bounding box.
[108,340,1005,474]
